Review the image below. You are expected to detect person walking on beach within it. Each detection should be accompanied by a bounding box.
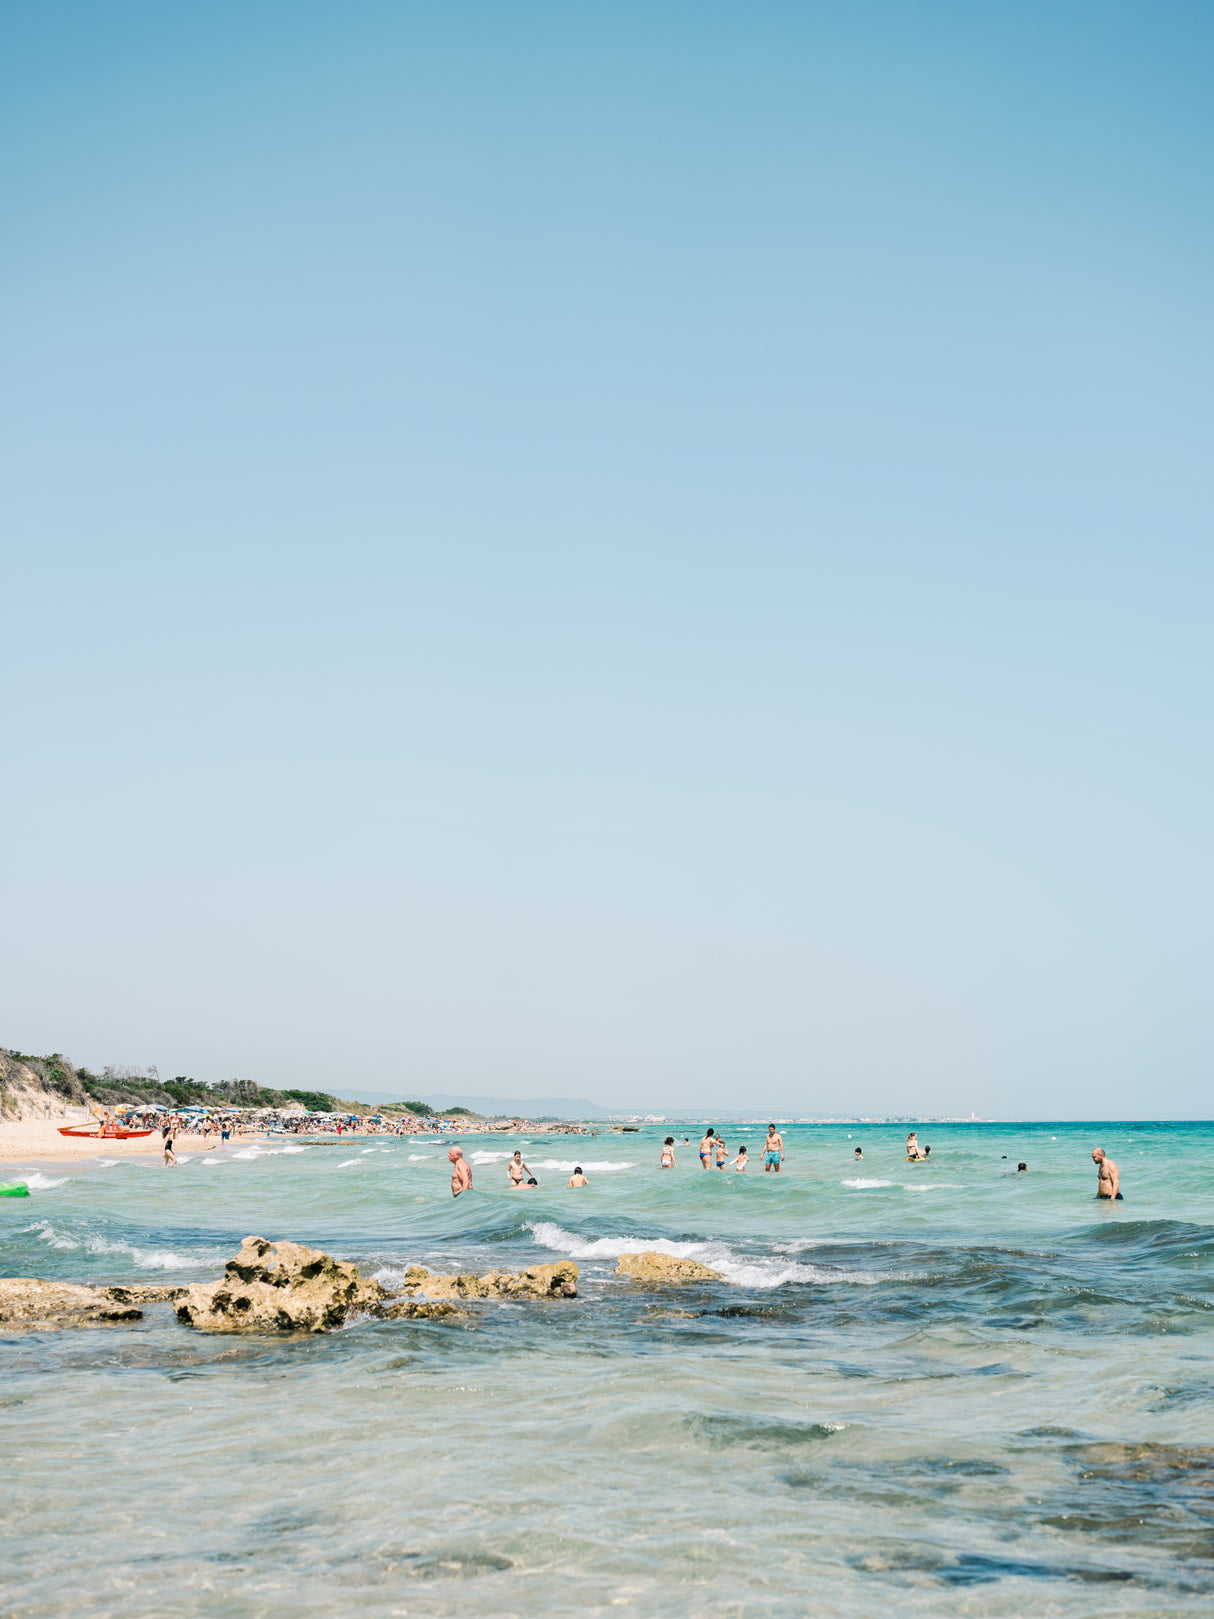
[449,1145,472,1197]
[162,1125,177,1167]
[1092,1147,1121,1200]
[660,1138,677,1168]
[699,1129,716,1168]
[762,1124,784,1173]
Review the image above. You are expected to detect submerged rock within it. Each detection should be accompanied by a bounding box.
[380,1299,462,1319]
[175,1236,389,1334]
[0,1278,146,1328]
[393,1261,578,1300]
[615,1252,723,1284]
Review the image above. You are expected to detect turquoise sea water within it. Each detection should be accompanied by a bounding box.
[3,1120,1212,1617]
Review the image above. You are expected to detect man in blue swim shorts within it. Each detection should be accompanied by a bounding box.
[762,1123,784,1173]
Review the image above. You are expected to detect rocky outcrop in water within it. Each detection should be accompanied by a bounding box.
[8,1241,578,1333]
[175,1236,389,1333]
[0,1278,156,1327]
[615,1251,723,1284]
[391,1261,579,1300]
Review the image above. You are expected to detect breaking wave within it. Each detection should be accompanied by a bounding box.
[527,1222,892,1289]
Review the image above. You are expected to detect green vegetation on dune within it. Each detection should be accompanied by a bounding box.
[1,1048,483,1120]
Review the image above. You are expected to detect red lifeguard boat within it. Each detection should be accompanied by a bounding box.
[58,1125,156,1139]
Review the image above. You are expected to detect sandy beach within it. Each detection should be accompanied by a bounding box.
[0,1117,245,1163]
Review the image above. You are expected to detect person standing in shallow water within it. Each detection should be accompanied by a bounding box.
[699,1129,715,1168]
[715,1136,728,1170]
[763,1124,783,1172]
[449,1146,472,1197]
[1092,1147,1121,1200]
[660,1138,677,1168]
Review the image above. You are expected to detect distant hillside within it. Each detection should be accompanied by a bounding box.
[0,1048,372,1119]
[354,1091,616,1119]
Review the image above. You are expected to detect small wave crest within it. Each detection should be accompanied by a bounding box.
[470,1151,634,1172]
[528,1222,889,1289]
[28,1221,216,1271]
[11,1172,70,1191]
[843,1178,894,1189]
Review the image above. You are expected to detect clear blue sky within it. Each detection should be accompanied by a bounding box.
[2,2,1211,1116]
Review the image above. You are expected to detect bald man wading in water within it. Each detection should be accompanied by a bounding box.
[449,1146,472,1197]
[1092,1147,1121,1200]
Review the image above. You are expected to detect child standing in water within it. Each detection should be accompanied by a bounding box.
[715,1137,728,1169]
[660,1138,677,1168]
[734,1145,748,1172]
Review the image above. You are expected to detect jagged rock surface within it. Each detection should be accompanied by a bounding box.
[103,1284,186,1304]
[393,1261,579,1300]
[615,1251,724,1284]
[175,1236,389,1333]
[0,1278,145,1327]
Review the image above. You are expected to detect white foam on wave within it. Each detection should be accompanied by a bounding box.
[225,1143,313,1161]
[28,1220,216,1270]
[529,1159,635,1173]
[13,1172,71,1190]
[408,1153,437,1161]
[903,1183,961,1193]
[26,1220,79,1250]
[337,1159,363,1168]
[469,1151,634,1172]
[843,1178,894,1189]
[528,1222,889,1289]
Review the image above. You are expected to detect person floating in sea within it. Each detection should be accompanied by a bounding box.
[1092,1147,1121,1200]
[853,1147,863,1160]
[699,1129,716,1169]
[507,1150,533,1187]
[449,1145,472,1197]
[763,1124,784,1173]
[1017,1162,1028,1172]
[567,1166,589,1187]
[734,1145,748,1172]
[715,1136,728,1170]
[162,1125,177,1167]
[660,1137,677,1168]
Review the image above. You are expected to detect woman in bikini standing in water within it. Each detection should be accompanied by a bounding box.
[660,1137,677,1168]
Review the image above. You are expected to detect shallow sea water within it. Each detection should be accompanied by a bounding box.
[3,1121,1212,1617]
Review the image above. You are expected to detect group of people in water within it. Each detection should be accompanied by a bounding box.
[450,1131,1122,1203]
[657,1124,787,1172]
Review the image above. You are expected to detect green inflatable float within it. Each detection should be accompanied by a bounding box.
[0,1183,30,1197]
